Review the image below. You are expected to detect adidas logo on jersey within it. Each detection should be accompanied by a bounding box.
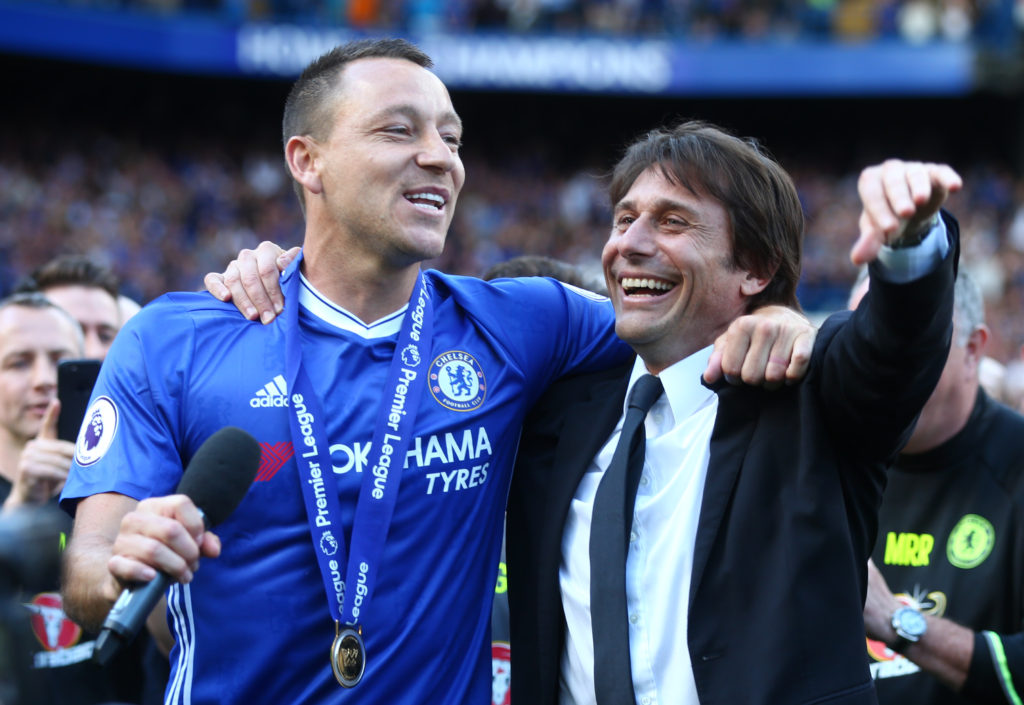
[250,375,290,408]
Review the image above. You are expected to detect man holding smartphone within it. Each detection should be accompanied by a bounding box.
[0,292,151,705]
[0,292,83,512]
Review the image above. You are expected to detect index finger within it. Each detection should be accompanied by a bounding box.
[857,163,901,237]
[254,242,292,320]
[38,398,60,441]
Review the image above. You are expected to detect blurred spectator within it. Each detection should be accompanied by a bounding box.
[0,293,145,705]
[853,270,1024,705]
[3,122,1024,369]
[0,294,82,513]
[118,295,143,325]
[978,354,1008,403]
[9,0,1012,42]
[14,256,122,361]
[483,254,607,294]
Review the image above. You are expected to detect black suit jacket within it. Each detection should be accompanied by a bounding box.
[507,219,958,705]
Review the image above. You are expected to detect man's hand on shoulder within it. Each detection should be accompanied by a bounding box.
[705,305,815,389]
[204,241,299,324]
[851,160,962,266]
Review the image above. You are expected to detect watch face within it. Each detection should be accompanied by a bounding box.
[893,607,927,639]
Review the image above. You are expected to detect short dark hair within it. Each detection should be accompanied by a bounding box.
[282,38,434,209]
[609,120,804,311]
[15,255,120,300]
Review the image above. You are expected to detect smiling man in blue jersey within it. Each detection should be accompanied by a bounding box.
[58,39,813,705]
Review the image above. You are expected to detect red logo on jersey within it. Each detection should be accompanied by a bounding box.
[866,637,898,662]
[492,642,511,705]
[26,593,82,651]
[256,442,295,482]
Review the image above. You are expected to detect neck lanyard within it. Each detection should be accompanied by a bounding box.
[283,258,433,686]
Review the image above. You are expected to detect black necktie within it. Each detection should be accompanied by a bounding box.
[590,373,664,705]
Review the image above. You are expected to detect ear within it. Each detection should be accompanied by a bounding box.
[964,325,990,367]
[739,271,771,297]
[285,135,323,197]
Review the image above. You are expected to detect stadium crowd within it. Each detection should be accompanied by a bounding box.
[23,0,1023,43]
[2,125,1024,367]
[1,28,1024,704]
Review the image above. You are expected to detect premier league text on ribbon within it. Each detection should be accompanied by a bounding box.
[284,267,435,688]
[292,392,347,615]
[408,284,427,343]
[293,393,328,517]
[371,363,418,497]
[367,285,428,499]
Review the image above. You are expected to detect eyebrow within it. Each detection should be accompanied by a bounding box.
[372,103,463,134]
[614,196,701,218]
[1,346,72,361]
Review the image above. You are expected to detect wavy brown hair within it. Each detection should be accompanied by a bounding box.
[609,120,804,311]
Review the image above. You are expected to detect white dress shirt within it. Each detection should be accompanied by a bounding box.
[559,348,715,705]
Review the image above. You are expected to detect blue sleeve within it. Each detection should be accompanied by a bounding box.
[478,276,631,394]
[59,298,192,514]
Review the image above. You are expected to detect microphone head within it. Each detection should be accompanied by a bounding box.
[176,427,261,527]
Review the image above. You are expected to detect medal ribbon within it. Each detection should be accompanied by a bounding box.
[284,255,433,629]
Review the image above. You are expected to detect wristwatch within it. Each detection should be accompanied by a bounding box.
[890,605,927,652]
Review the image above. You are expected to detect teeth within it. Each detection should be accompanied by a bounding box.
[621,277,672,292]
[406,192,445,210]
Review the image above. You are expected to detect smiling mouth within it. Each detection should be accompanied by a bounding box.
[405,192,446,211]
[621,277,674,297]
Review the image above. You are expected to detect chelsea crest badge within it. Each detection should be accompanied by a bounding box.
[429,351,486,412]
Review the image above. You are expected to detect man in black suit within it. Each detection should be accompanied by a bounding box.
[506,123,962,705]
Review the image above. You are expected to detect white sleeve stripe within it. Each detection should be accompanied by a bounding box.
[167,583,196,705]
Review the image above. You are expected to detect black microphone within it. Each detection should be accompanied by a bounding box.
[92,426,261,666]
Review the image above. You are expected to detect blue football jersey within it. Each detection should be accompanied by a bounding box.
[62,267,628,705]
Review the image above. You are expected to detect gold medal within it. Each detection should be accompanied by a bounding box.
[331,622,366,688]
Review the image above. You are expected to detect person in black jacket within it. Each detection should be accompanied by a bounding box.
[856,270,1024,705]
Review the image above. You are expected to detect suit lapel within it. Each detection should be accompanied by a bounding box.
[549,372,630,515]
[689,384,758,608]
[534,369,629,667]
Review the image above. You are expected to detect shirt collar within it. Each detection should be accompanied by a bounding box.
[297,271,407,339]
[627,345,716,428]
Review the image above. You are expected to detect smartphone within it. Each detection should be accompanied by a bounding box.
[57,359,102,443]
